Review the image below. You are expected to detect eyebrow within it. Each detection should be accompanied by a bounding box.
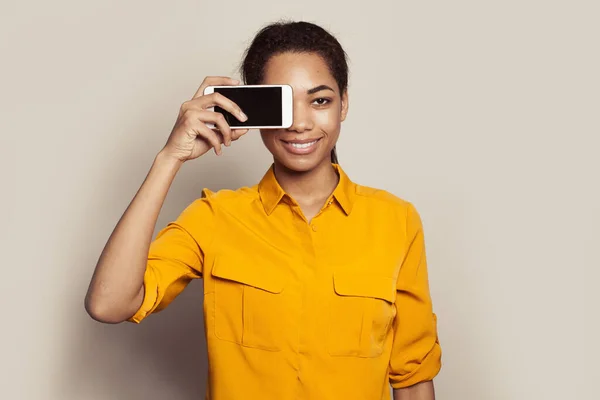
[307,85,335,95]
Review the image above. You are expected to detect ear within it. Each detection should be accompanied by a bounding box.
[340,90,349,122]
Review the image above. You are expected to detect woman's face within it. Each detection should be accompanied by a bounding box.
[259,52,348,172]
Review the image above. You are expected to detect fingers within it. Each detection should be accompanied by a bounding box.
[196,110,233,146]
[193,76,240,99]
[193,120,224,156]
[179,104,248,156]
[202,127,248,155]
[199,92,248,123]
[181,109,224,155]
[179,76,251,156]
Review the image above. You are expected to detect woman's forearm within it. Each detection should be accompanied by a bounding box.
[84,150,183,323]
[393,381,435,400]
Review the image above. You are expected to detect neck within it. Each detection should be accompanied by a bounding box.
[273,159,339,206]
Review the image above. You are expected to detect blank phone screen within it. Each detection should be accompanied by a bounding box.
[214,86,282,127]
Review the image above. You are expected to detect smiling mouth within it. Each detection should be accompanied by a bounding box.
[287,140,319,149]
[280,138,322,153]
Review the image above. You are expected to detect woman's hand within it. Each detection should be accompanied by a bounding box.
[161,76,249,161]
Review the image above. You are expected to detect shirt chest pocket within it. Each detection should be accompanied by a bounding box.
[210,258,286,352]
[328,272,397,358]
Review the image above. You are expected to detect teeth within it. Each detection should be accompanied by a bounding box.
[290,140,318,149]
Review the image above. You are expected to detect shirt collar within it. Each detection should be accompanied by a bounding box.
[258,163,356,216]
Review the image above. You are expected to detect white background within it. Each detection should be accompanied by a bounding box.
[1,1,598,399]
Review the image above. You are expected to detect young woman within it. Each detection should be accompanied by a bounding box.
[85,20,442,400]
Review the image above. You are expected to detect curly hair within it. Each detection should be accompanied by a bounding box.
[240,20,349,164]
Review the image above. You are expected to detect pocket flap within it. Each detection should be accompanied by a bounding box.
[333,272,396,303]
[211,258,284,294]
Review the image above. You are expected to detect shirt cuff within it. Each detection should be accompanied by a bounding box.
[389,341,442,389]
[126,267,159,324]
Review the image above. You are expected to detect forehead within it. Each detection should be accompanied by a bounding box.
[262,52,337,92]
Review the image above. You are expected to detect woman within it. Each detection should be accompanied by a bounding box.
[85,20,442,400]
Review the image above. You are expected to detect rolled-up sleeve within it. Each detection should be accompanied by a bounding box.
[389,202,442,388]
[128,190,216,323]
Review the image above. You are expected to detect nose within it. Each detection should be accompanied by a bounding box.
[288,101,313,133]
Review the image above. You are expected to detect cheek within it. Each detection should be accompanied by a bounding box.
[315,108,342,135]
[260,131,279,149]
[259,132,270,146]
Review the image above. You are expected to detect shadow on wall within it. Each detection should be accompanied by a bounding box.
[61,148,254,399]
[68,283,208,400]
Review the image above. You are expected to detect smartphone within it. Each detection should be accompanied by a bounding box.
[203,84,293,129]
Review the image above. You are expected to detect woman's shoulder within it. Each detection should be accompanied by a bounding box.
[197,184,260,206]
[177,185,260,222]
[354,183,410,207]
[352,182,422,218]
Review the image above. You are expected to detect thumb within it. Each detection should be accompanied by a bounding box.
[231,129,249,141]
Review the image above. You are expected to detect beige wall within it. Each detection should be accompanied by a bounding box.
[2,1,598,399]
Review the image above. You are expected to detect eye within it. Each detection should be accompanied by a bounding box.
[312,97,331,106]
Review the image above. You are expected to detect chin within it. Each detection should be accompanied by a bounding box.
[274,152,330,173]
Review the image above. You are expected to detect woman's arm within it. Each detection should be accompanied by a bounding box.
[393,381,435,400]
[84,151,183,323]
[388,203,442,388]
[84,76,248,324]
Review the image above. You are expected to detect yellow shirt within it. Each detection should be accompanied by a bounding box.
[129,164,442,399]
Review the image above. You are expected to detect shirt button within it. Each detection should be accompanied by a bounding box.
[311,224,317,232]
